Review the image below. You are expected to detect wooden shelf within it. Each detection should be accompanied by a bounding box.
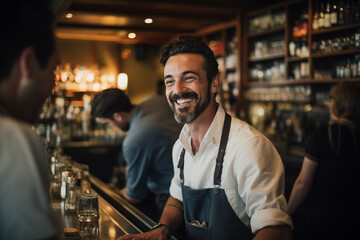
[247,78,360,88]
[311,22,360,35]
[287,56,309,62]
[247,79,311,87]
[248,53,285,62]
[311,78,360,83]
[248,27,285,38]
[311,48,360,59]
[245,98,311,104]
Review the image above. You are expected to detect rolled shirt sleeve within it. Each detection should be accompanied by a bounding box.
[235,136,292,233]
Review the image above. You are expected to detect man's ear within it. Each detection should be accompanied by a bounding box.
[113,112,122,122]
[211,74,221,94]
[19,46,38,80]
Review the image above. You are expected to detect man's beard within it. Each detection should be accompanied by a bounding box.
[169,90,211,124]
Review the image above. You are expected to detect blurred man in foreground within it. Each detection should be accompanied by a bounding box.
[0,1,61,239]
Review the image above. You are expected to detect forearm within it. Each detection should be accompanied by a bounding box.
[116,196,184,240]
[253,225,292,240]
[159,196,184,234]
[288,178,311,215]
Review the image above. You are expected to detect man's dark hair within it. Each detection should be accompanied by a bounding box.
[0,0,55,81]
[160,35,219,84]
[91,88,133,119]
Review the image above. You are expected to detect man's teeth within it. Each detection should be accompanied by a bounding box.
[176,98,192,105]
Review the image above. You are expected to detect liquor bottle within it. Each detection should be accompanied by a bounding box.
[313,1,320,30]
[344,58,352,78]
[330,0,338,26]
[338,0,345,24]
[356,54,360,76]
[324,1,332,28]
[355,0,360,22]
[344,0,352,24]
[350,0,357,23]
[351,56,358,77]
[301,10,309,38]
[318,1,325,29]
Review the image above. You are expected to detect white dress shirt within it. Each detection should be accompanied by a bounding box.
[169,106,293,234]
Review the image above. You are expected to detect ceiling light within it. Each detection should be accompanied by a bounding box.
[144,18,153,24]
[65,13,73,19]
[128,32,136,39]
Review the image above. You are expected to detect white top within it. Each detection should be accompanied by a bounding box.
[169,106,293,234]
[0,107,61,240]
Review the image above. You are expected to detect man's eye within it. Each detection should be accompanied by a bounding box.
[165,80,174,85]
[185,76,195,81]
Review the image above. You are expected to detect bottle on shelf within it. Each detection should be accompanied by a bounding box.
[351,55,358,77]
[355,0,360,22]
[357,54,360,76]
[331,0,338,26]
[313,1,320,30]
[324,1,332,28]
[345,58,352,78]
[318,1,326,29]
[344,0,352,24]
[290,10,308,58]
[338,0,345,24]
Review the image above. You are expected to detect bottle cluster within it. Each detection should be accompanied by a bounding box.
[312,0,360,30]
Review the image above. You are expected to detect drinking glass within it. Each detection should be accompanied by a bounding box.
[78,192,99,239]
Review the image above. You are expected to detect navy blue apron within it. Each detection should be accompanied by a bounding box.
[177,113,254,240]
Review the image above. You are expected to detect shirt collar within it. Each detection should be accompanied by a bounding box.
[179,105,226,155]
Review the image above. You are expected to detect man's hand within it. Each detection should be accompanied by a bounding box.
[117,226,170,240]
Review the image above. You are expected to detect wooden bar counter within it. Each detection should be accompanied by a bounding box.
[51,174,178,239]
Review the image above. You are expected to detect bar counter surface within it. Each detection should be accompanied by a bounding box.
[51,175,178,239]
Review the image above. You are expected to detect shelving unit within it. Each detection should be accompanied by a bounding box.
[242,0,360,105]
[240,0,360,157]
[196,15,242,117]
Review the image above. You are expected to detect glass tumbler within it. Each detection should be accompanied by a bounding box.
[78,192,99,239]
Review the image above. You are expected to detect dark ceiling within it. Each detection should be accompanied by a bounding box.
[55,0,280,45]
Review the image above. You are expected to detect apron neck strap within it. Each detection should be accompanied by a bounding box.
[177,112,232,190]
[213,112,231,188]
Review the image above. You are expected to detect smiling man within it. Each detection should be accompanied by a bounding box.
[117,35,292,240]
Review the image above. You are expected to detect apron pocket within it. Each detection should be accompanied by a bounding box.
[183,189,211,224]
[185,220,211,240]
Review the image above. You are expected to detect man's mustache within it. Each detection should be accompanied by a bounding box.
[169,92,198,103]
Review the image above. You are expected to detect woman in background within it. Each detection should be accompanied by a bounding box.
[288,81,360,240]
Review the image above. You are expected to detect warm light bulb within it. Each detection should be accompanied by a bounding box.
[144,18,153,24]
[92,82,101,92]
[117,73,128,90]
[65,13,73,19]
[128,32,136,39]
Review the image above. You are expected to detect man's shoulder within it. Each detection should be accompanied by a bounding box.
[230,117,265,139]
[0,116,33,135]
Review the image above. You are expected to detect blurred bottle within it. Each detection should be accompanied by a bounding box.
[338,0,345,24]
[324,1,332,28]
[331,0,338,26]
[319,1,325,29]
[313,1,320,30]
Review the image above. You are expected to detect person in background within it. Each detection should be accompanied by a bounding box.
[0,0,61,239]
[288,81,360,240]
[91,89,182,219]
[118,35,292,240]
